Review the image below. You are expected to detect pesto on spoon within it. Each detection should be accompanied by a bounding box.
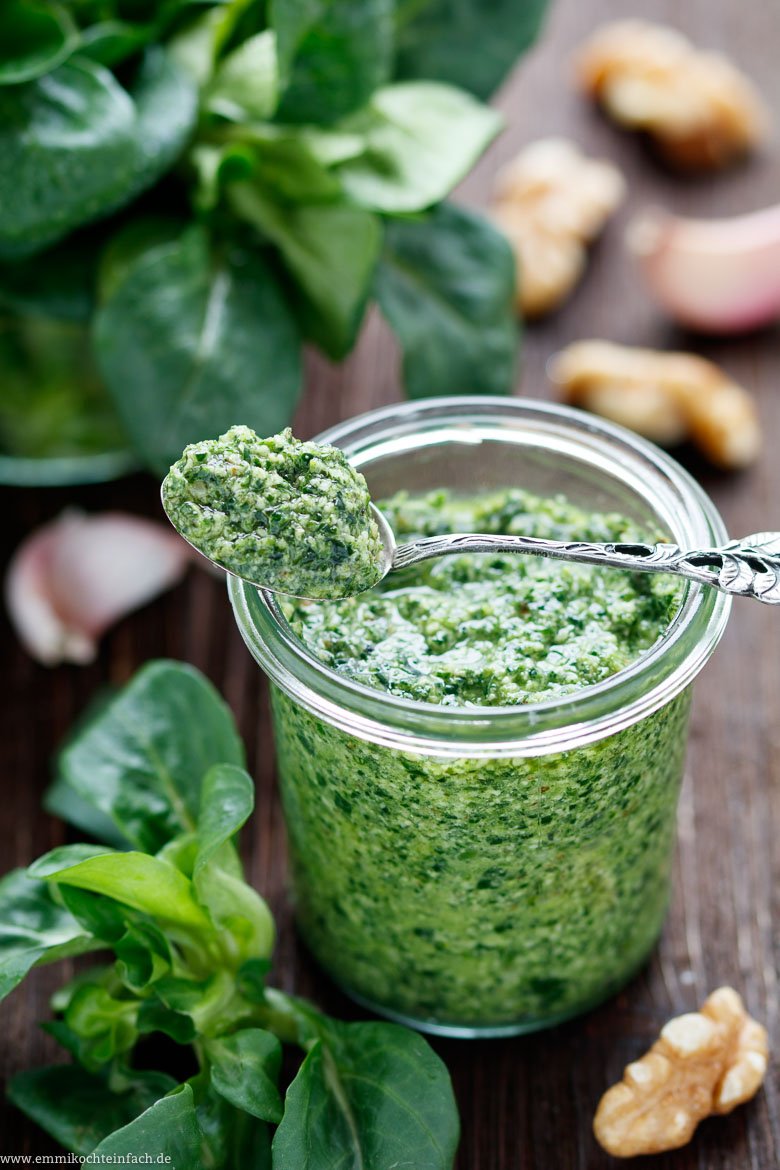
[162,425,387,600]
[163,425,780,605]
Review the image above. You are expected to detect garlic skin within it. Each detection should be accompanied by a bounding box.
[5,511,191,666]
[628,204,780,334]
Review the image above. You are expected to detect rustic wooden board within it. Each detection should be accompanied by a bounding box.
[2,0,779,1165]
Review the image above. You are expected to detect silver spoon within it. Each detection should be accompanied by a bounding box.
[377,510,780,605]
[165,489,780,604]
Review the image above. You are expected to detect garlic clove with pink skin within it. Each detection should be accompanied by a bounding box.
[5,511,191,666]
[628,204,780,334]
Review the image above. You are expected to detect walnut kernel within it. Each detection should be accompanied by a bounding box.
[574,21,769,170]
[594,988,768,1158]
[549,340,760,469]
[490,138,624,318]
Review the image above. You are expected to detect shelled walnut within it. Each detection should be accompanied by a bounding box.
[549,340,760,469]
[489,138,625,318]
[594,988,768,1157]
[574,21,770,170]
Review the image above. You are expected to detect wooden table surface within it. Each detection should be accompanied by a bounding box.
[2,0,779,1166]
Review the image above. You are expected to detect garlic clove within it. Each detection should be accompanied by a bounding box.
[628,204,780,334]
[5,511,191,666]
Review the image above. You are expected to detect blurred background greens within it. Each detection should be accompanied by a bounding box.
[0,0,548,482]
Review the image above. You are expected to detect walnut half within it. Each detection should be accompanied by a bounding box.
[549,340,761,470]
[489,138,625,318]
[594,988,768,1158]
[574,21,770,170]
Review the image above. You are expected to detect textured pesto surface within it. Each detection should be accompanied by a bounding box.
[285,488,682,705]
[274,488,689,1029]
[163,426,384,598]
[273,687,692,1029]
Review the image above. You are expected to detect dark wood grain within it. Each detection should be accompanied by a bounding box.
[2,0,779,1165]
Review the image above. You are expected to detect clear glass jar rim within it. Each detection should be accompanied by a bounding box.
[229,398,731,758]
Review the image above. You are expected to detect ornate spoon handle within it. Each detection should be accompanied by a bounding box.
[392,531,780,605]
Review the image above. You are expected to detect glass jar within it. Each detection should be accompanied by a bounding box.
[229,398,730,1038]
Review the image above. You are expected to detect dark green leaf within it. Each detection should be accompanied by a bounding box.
[0,57,137,258]
[94,227,303,472]
[0,1,78,86]
[78,20,153,68]
[29,846,212,930]
[57,885,131,944]
[196,1081,273,1170]
[206,1028,283,1121]
[8,1065,177,1156]
[375,202,518,398]
[97,216,185,303]
[114,919,173,990]
[0,869,96,1003]
[273,0,394,125]
[120,46,199,205]
[91,1083,203,1162]
[44,777,131,849]
[56,660,244,853]
[206,30,278,121]
[228,183,380,358]
[336,81,502,213]
[137,997,197,1042]
[272,1019,459,1170]
[395,0,549,100]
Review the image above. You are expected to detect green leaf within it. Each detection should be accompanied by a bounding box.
[94,227,303,473]
[137,997,197,1043]
[273,0,394,125]
[55,660,244,853]
[196,1081,273,1170]
[63,983,139,1071]
[194,765,275,963]
[335,81,502,214]
[77,20,154,68]
[0,869,96,1003]
[119,46,199,205]
[272,1019,459,1170]
[206,1028,283,1122]
[114,919,173,990]
[375,202,518,398]
[0,56,137,258]
[228,184,381,358]
[0,315,126,460]
[213,128,342,203]
[0,1,78,86]
[91,1083,203,1162]
[29,847,212,930]
[7,1065,177,1156]
[168,2,251,86]
[97,216,185,304]
[195,764,254,875]
[206,30,279,121]
[395,0,549,100]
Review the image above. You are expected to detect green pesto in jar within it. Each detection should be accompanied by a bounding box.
[272,488,689,1031]
[162,426,384,599]
[284,488,682,705]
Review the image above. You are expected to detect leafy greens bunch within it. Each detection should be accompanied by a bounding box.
[0,0,547,473]
[0,660,459,1167]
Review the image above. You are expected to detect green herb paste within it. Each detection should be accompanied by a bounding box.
[163,426,384,598]
[272,488,689,1030]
